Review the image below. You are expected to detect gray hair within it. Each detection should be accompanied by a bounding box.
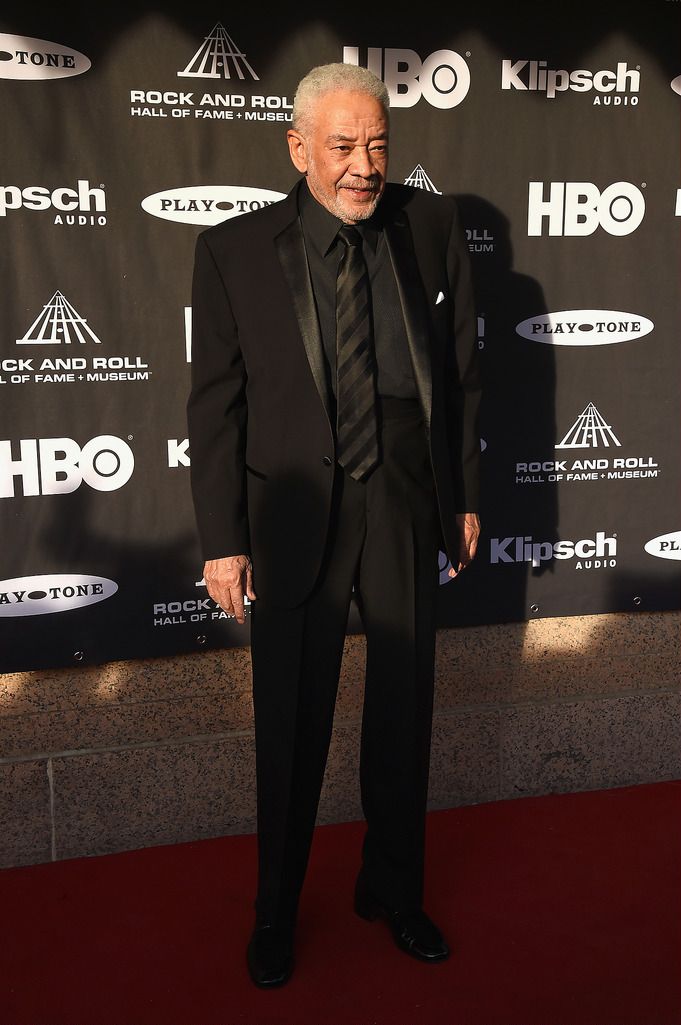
[292,63,390,134]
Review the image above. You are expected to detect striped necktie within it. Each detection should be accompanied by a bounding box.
[335,225,379,481]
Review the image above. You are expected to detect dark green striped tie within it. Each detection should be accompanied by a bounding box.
[335,225,379,481]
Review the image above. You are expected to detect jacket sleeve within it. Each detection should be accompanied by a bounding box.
[186,232,250,560]
[445,200,482,512]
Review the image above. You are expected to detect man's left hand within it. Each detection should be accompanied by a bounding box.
[448,512,480,578]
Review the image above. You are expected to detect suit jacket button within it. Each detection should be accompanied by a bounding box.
[322,456,332,466]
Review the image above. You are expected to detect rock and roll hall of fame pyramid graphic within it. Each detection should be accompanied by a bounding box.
[178,23,259,81]
[556,402,622,449]
[16,291,102,345]
[404,165,442,194]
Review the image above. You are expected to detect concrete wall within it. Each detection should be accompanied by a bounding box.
[1,610,679,869]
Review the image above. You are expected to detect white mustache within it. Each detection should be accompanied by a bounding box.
[338,178,380,191]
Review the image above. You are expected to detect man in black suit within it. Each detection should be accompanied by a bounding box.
[187,62,481,988]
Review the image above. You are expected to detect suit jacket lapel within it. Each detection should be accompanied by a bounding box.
[274,195,331,424]
[384,209,433,433]
[273,184,433,432]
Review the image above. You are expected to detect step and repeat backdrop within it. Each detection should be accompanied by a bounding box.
[1,3,679,671]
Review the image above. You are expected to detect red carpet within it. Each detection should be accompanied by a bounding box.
[1,782,679,1025]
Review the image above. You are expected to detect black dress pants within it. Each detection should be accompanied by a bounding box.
[250,400,441,927]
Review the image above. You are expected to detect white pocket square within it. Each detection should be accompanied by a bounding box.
[435,291,445,305]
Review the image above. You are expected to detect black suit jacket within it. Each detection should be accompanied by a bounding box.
[187,180,481,606]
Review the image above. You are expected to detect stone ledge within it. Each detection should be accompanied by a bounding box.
[0,610,677,869]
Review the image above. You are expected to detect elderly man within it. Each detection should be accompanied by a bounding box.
[187,62,481,987]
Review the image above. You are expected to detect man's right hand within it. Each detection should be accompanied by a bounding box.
[203,555,257,624]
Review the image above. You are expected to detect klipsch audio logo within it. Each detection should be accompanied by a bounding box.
[515,310,654,345]
[644,531,681,561]
[0,436,134,497]
[0,575,117,617]
[141,185,286,226]
[130,24,292,123]
[527,182,645,236]
[0,180,106,226]
[501,60,639,105]
[343,46,470,108]
[3,292,152,385]
[490,532,617,570]
[0,34,91,80]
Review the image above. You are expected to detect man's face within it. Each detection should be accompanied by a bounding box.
[287,89,389,223]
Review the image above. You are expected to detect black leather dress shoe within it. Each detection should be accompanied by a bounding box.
[246,924,295,988]
[354,882,450,963]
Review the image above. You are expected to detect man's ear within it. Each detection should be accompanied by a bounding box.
[287,130,308,174]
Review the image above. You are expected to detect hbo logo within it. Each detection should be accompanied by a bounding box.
[343,46,470,108]
[0,436,134,497]
[528,181,645,236]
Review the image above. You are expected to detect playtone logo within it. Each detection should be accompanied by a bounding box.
[491,532,617,569]
[644,531,681,561]
[0,180,106,225]
[501,60,639,103]
[515,310,654,345]
[343,46,470,108]
[0,436,134,497]
[0,575,117,617]
[527,181,645,236]
[0,33,91,80]
[141,186,286,226]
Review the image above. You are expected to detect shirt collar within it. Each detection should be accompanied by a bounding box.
[298,179,382,257]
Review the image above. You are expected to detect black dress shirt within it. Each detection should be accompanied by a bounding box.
[298,182,417,401]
